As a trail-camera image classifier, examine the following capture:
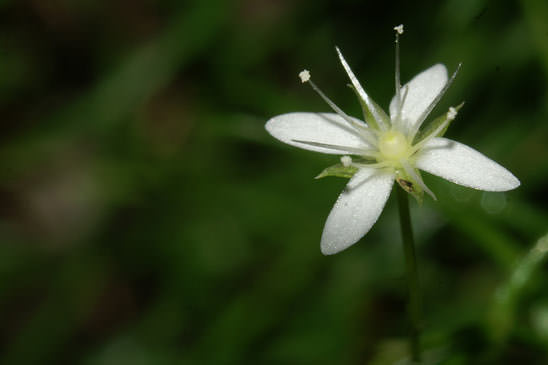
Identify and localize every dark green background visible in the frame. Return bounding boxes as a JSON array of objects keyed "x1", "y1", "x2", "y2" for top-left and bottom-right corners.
[{"x1": 1, "y1": 0, "x2": 547, "y2": 364}]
